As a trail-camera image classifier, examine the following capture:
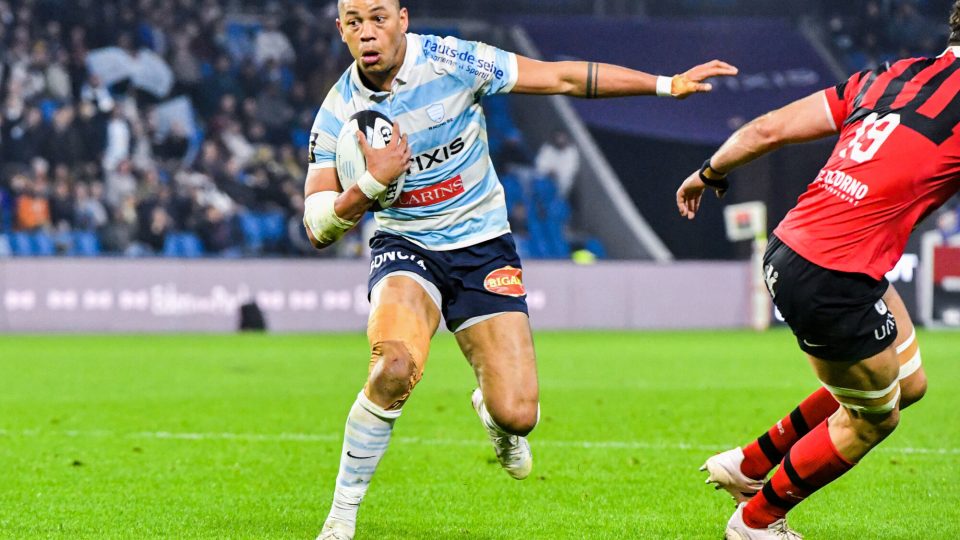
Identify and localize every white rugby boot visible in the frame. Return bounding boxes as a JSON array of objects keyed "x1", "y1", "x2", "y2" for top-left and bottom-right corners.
[
  {"x1": 471, "y1": 388, "x2": 533, "y2": 480},
  {"x1": 317, "y1": 518, "x2": 354, "y2": 540},
  {"x1": 725, "y1": 503, "x2": 803, "y2": 540},
  {"x1": 701, "y1": 447, "x2": 765, "y2": 503}
]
